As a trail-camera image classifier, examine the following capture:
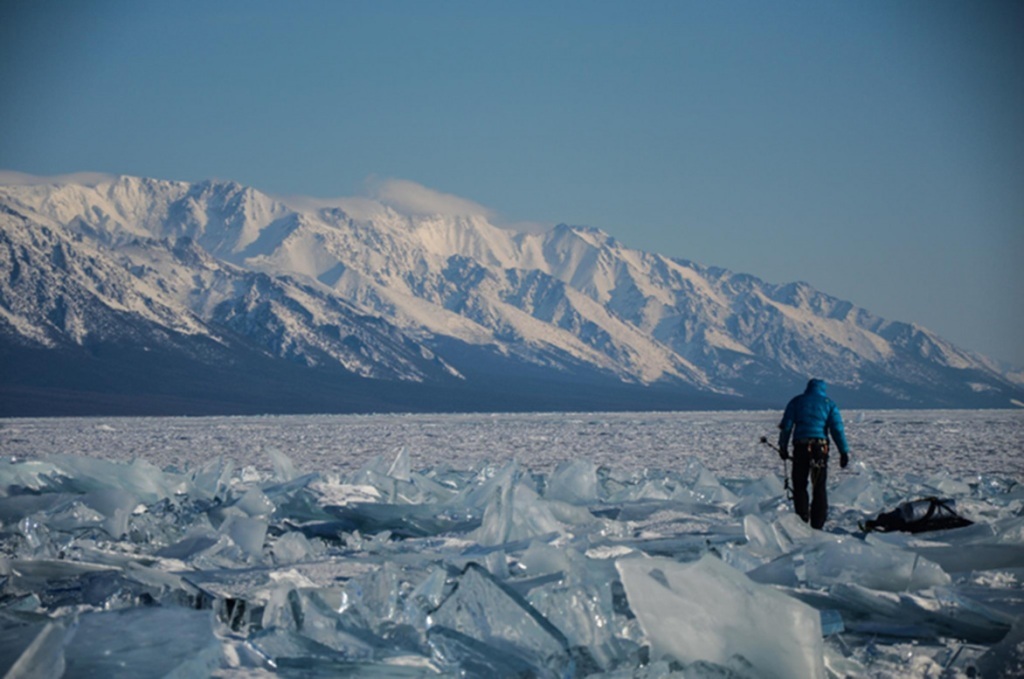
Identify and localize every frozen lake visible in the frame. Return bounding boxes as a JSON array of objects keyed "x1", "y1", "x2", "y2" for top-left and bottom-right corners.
[
  {"x1": 3, "y1": 409, "x2": 1022, "y2": 479},
  {"x1": 1, "y1": 409, "x2": 1022, "y2": 677}
]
